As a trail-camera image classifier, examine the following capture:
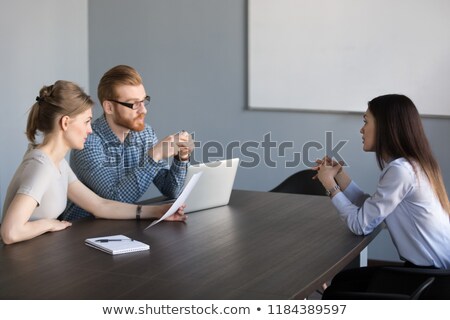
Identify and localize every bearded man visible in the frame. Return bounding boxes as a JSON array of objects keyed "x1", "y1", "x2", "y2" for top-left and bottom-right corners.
[{"x1": 62, "y1": 65, "x2": 192, "y2": 220}]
